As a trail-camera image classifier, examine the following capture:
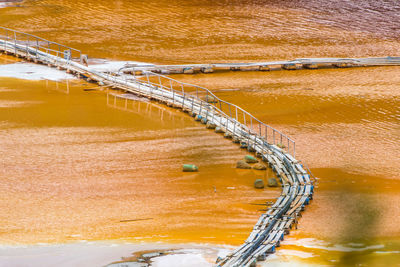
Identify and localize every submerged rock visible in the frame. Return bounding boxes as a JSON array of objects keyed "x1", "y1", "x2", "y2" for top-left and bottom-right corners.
[
  {"x1": 244, "y1": 155, "x2": 258, "y2": 163},
  {"x1": 247, "y1": 146, "x2": 256, "y2": 152},
  {"x1": 240, "y1": 142, "x2": 248, "y2": 148},
  {"x1": 224, "y1": 132, "x2": 232, "y2": 139},
  {"x1": 253, "y1": 163, "x2": 266, "y2": 170},
  {"x1": 183, "y1": 164, "x2": 198, "y2": 172},
  {"x1": 236, "y1": 160, "x2": 251, "y2": 169},
  {"x1": 206, "y1": 121, "x2": 216, "y2": 129},
  {"x1": 254, "y1": 179, "x2": 264, "y2": 189},
  {"x1": 267, "y1": 177, "x2": 279, "y2": 187}
]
